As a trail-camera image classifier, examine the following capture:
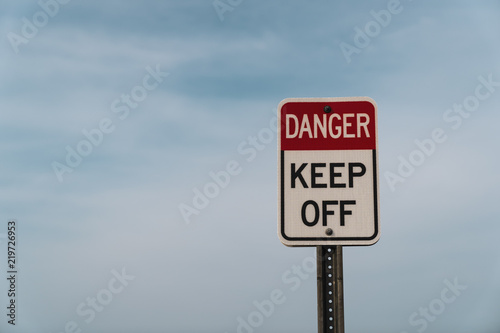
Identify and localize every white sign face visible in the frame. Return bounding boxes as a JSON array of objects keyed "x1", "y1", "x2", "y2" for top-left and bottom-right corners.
[{"x1": 278, "y1": 97, "x2": 380, "y2": 246}]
